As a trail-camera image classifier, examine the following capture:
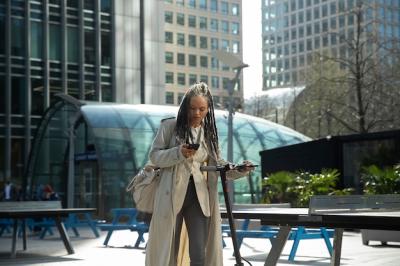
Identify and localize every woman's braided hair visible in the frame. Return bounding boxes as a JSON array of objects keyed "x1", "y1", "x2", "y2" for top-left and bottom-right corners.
[{"x1": 175, "y1": 82, "x2": 219, "y2": 155}]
